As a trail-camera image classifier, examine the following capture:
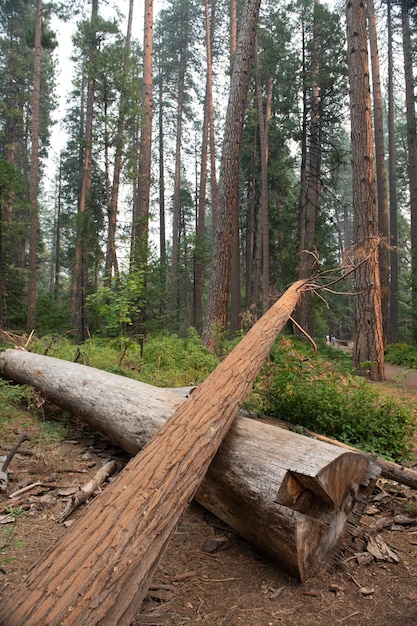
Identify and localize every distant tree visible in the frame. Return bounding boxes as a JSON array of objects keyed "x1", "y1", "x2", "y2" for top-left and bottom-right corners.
[
  {"x1": 203, "y1": 0, "x2": 261, "y2": 351},
  {"x1": 27, "y1": 0, "x2": 42, "y2": 330},
  {"x1": 131, "y1": 0, "x2": 153, "y2": 274},
  {"x1": 367, "y1": 0, "x2": 389, "y2": 344},
  {"x1": 401, "y1": 0, "x2": 417, "y2": 342},
  {"x1": 104, "y1": 0, "x2": 136, "y2": 288},
  {"x1": 71, "y1": 0, "x2": 99, "y2": 342},
  {"x1": 387, "y1": 0, "x2": 399, "y2": 343},
  {"x1": 346, "y1": 0, "x2": 384, "y2": 380}
]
